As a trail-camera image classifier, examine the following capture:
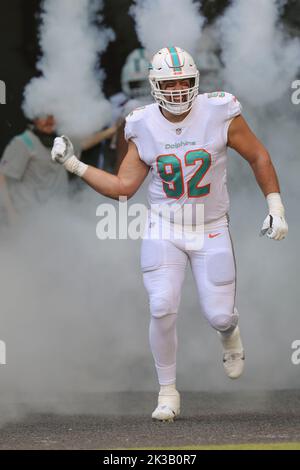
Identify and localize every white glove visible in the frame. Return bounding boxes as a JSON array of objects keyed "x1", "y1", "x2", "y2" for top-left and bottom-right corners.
[
  {"x1": 260, "y1": 193, "x2": 288, "y2": 241},
  {"x1": 260, "y1": 214, "x2": 288, "y2": 240},
  {"x1": 51, "y1": 135, "x2": 88, "y2": 177},
  {"x1": 51, "y1": 135, "x2": 74, "y2": 164}
]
